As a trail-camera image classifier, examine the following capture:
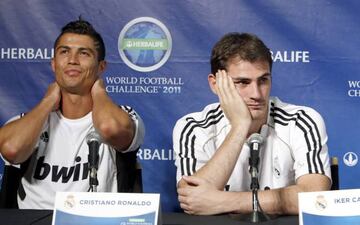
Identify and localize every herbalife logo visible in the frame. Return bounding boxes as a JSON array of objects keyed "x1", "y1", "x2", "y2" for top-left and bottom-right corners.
[
  {"x1": 343, "y1": 152, "x2": 358, "y2": 167},
  {"x1": 118, "y1": 17, "x2": 172, "y2": 72}
]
